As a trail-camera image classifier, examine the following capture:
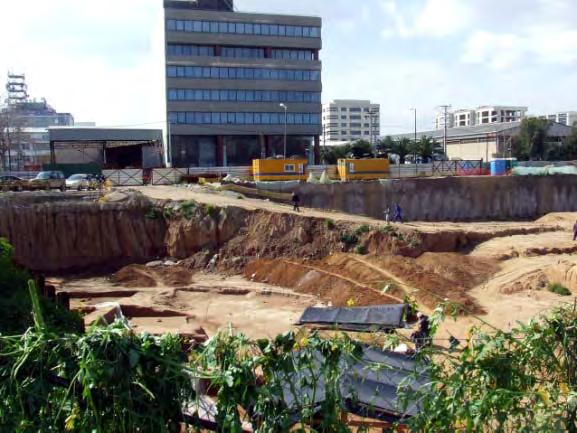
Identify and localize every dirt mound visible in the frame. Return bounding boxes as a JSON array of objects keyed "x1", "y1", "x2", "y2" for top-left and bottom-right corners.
[
  {"x1": 244, "y1": 259, "x2": 398, "y2": 307},
  {"x1": 111, "y1": 265, "x2": 194, "y2": 288},
  {"x1": 245, "y1": 253, "x2": 497, "y2": 314}
]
